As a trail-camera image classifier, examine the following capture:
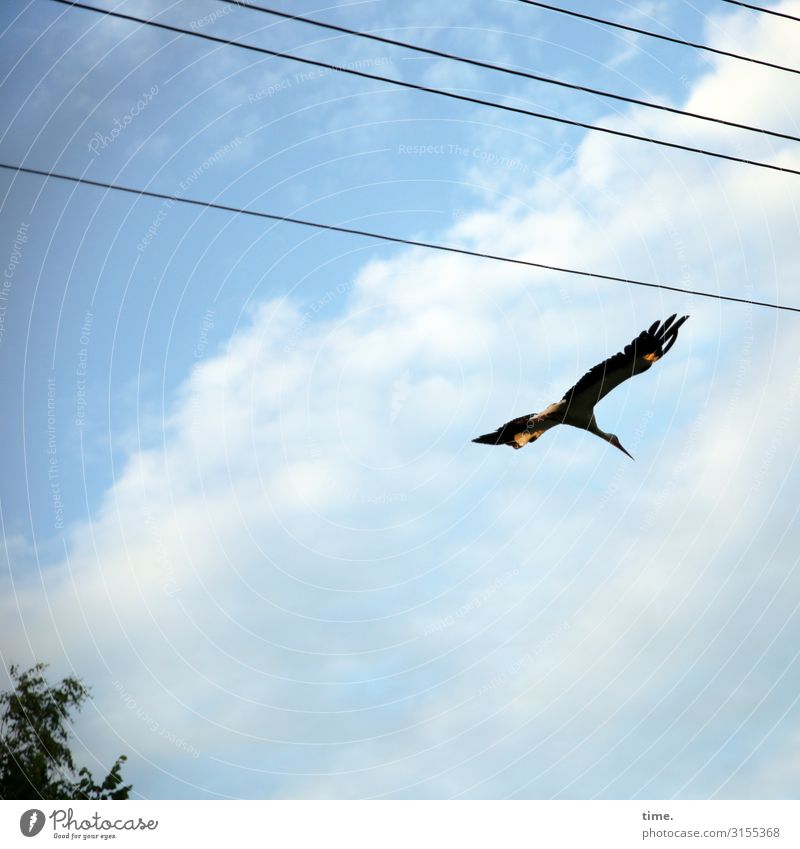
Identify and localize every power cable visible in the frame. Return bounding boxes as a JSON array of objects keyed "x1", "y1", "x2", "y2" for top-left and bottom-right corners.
[
  {"x1": 516, "y1": 0, "x2": 800, "y2": 76},
  {"x1": 213, "y1": 0, "x2": 800, "y2": 144},
  {"x1": 720, "y1": 0, "x2": 800, "y2": 22},
  {"x1": 48, "y1": 0, "x2": 800, "y2": 178},
  {"x1": 2, "y1": 161, "x2": 797, "y2": 313}
]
